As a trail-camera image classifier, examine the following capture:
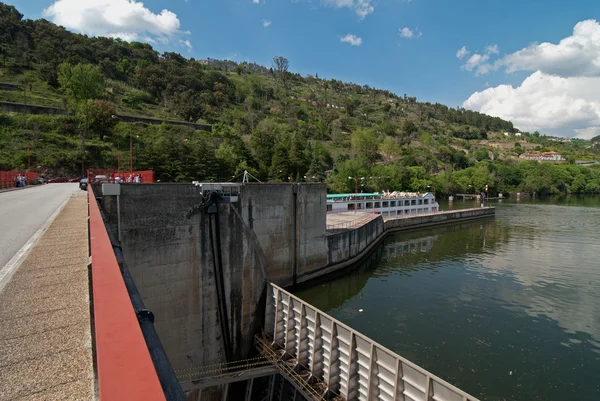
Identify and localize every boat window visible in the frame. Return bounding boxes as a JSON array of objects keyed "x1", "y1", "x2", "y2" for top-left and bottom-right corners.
[
  {"x1": 390, "y1": 201, "x2": 396, "y2": 207},
  {"x1": 411, "y1": 200, "x2": 417, "y2": 205},
  {"x1": 418, "y1": 199, "x2": 423, "y2": 205},
  {"x1": 327, "y1": 205, "x2": 332, "y2": 211},
  {"x1": 347, "y1": 203, "x2": 355, "y2": 211},
  {"x1": 382, "y1": 201, "x2": 389, "y2": 208},
  {"x1": 366, "y1": 202, "x2": 373, "y2": 209},
  {"x1": 404, "y1": 200, "x2": 410, "y2": 206},
  {"x1": 358, "y1": 203, "x2": 364, "y2": 209},
  {"x1": 375, "y1": 202, "x2": 381, "y2": 208},
  {"x1": 424, "y1": 199, "x2": 429, "y2": 205}
]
